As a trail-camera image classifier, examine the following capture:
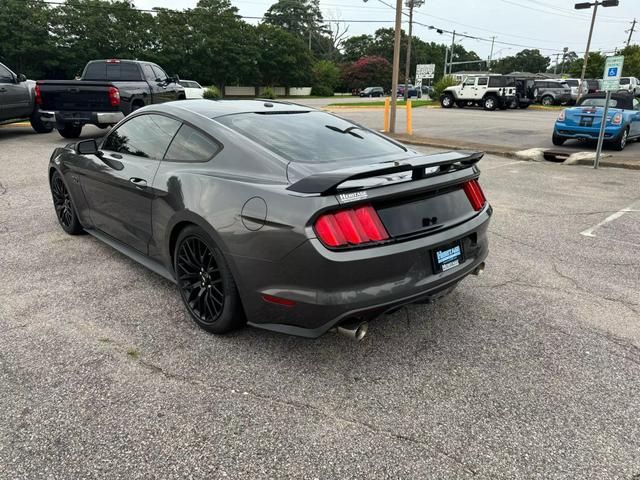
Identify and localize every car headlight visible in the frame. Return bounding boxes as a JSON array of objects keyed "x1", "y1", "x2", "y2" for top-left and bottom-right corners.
[{"x1": 558, "y1": 110, "x2": 566, "y2": 121}]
